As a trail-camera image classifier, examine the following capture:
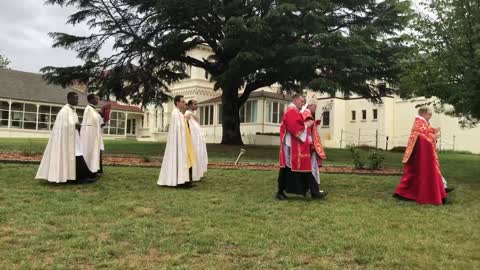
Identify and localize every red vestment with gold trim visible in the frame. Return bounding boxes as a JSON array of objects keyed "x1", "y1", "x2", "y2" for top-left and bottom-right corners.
[
  {"x1": 279, "y1": 106, "x2": 311, "y2": 172},
  {"x1": 394, "y1": 117, "x2": 446, "y2": 205}
]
